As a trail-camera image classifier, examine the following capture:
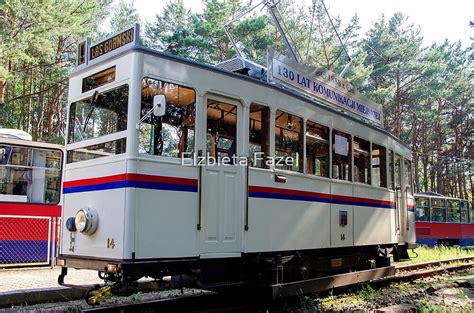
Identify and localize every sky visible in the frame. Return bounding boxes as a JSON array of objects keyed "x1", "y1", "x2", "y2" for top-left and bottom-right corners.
[{"x1": 132, "y1": 0, "x2": 473, "y2": 47}]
